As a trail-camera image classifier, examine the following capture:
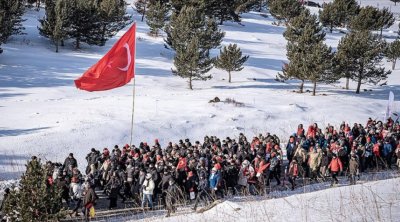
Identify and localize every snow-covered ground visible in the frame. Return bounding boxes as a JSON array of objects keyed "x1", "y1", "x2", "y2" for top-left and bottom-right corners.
[
  {"x1": 134, "y1": 177, "x2": 400, "y2": 222},
  {"x1": 0, "y1": 0, "x2": 400, "y2": 180}
]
